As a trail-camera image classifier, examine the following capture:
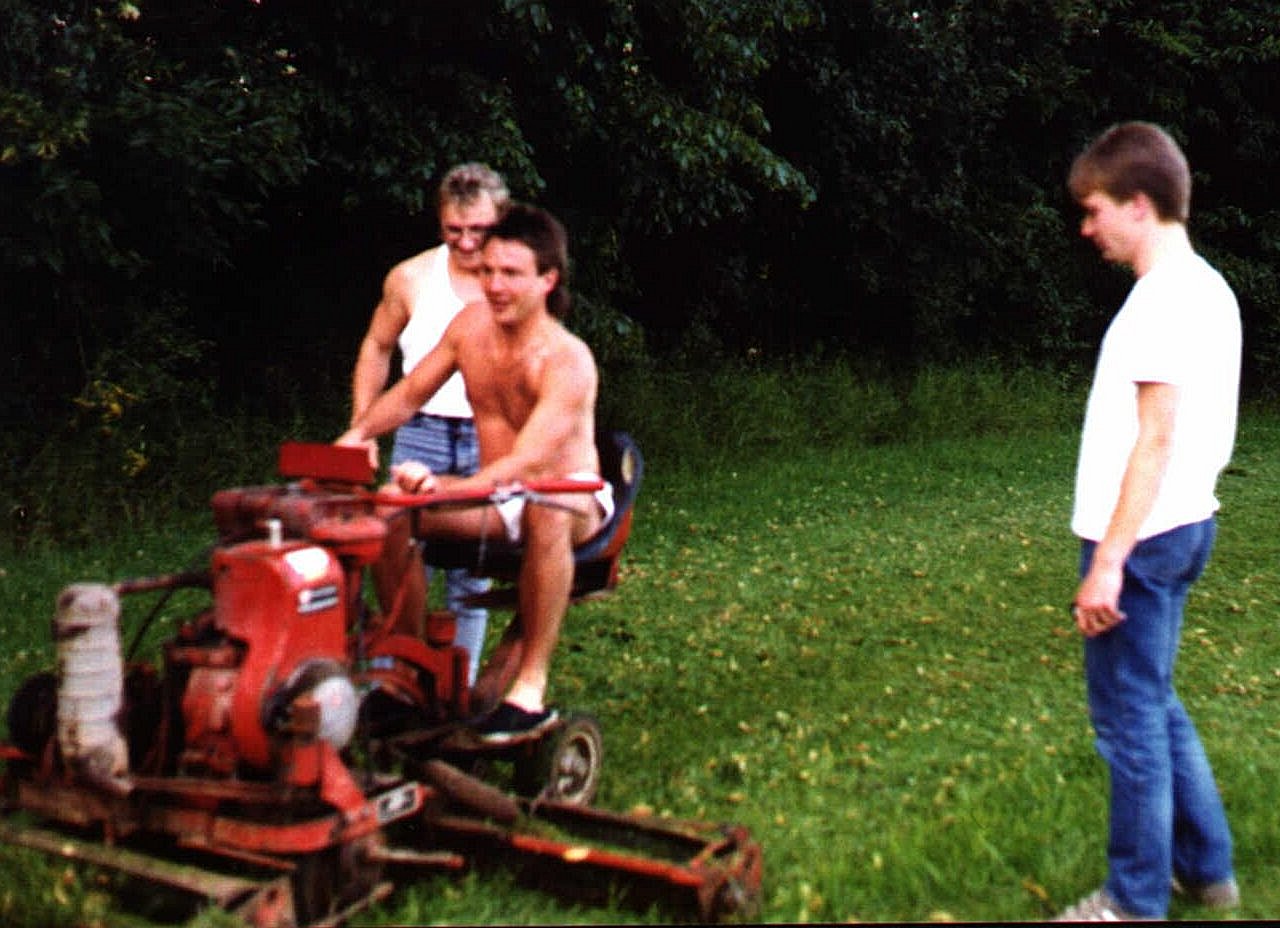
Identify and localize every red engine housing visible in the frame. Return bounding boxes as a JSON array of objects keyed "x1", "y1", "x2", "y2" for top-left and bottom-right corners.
[
  {"x1": 180, "y1": 539, "x2": 347, "y2": 771},
  {"x1": 165, "y1": 484, "x2": 393, "y2": 809}
]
